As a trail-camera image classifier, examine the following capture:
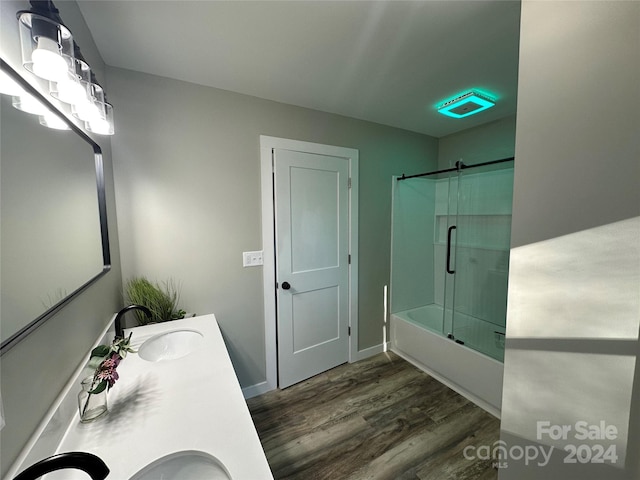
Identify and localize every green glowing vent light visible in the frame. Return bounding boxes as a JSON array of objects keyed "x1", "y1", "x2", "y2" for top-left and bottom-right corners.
[{"x1": 437, "y1": 91, "x2": 495, "y2": 118}]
